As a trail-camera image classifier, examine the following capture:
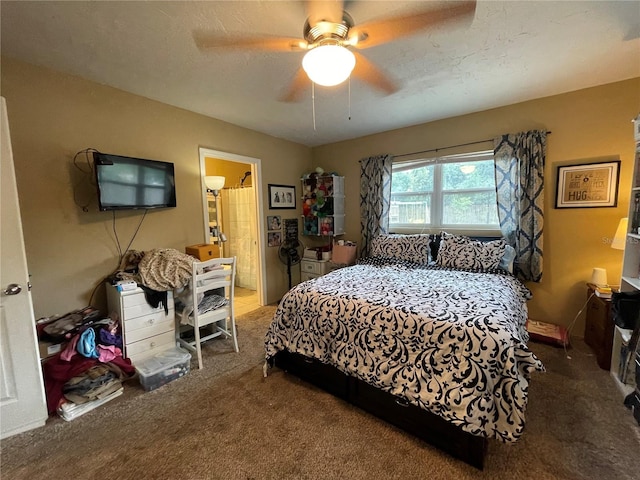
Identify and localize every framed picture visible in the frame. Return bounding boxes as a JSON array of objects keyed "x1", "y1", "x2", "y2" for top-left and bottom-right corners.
[
  {"x1": 267, "y1": 215, "x2": 282, "y2": 231},
  {"x1": 555, "y1": 160, "x2": 620, "y2": 208},
  {"x1": 283, "y1": 218, "x2": 299, "y2": 242},
  {"x1": 267, "y1": 231, "x2": 282, "y2": 247},
  {"x1": 268, "y1": 184, "x2": 296, "y2": 209}
]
